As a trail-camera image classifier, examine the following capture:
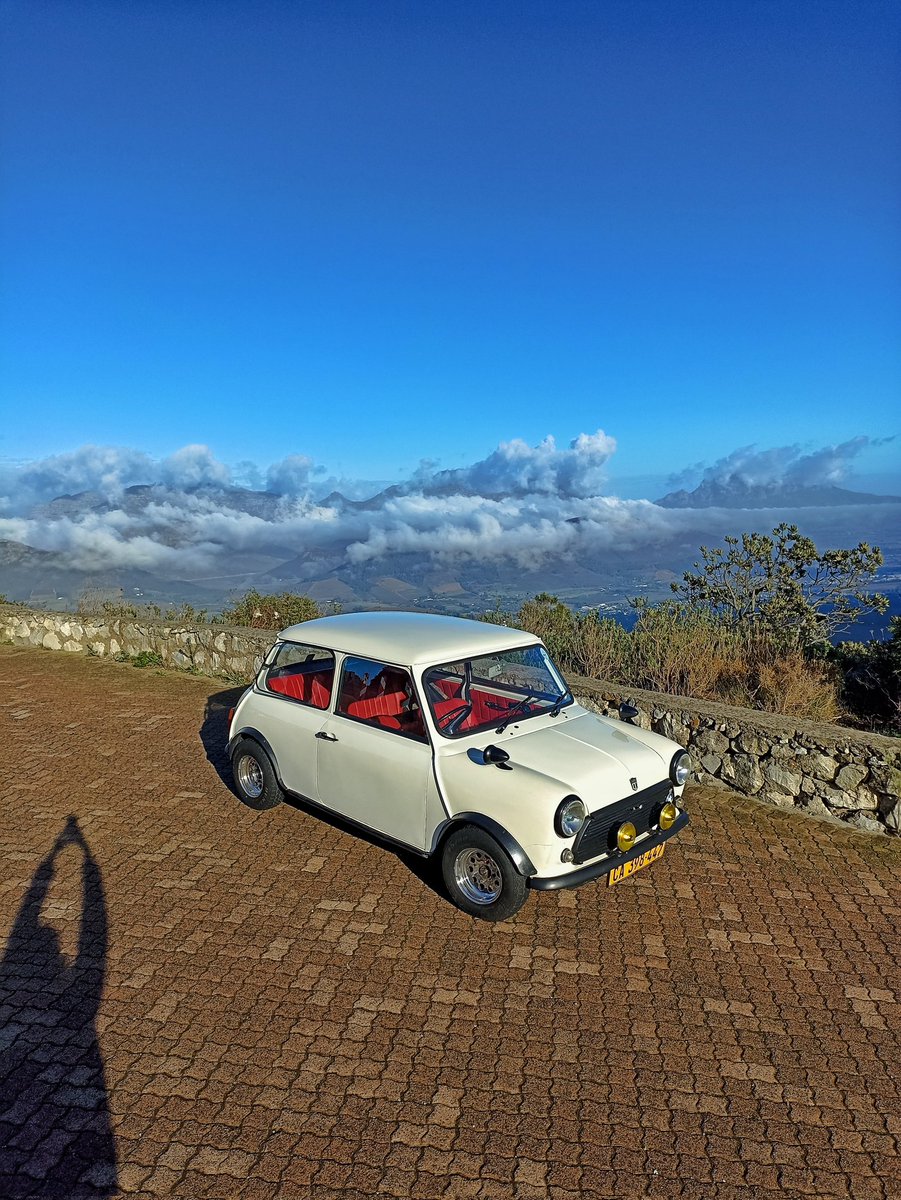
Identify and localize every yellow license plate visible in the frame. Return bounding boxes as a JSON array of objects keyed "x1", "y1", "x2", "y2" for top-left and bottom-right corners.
[{"x1": 608, "y1": 841, "x2": 665, "y2": 886}]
